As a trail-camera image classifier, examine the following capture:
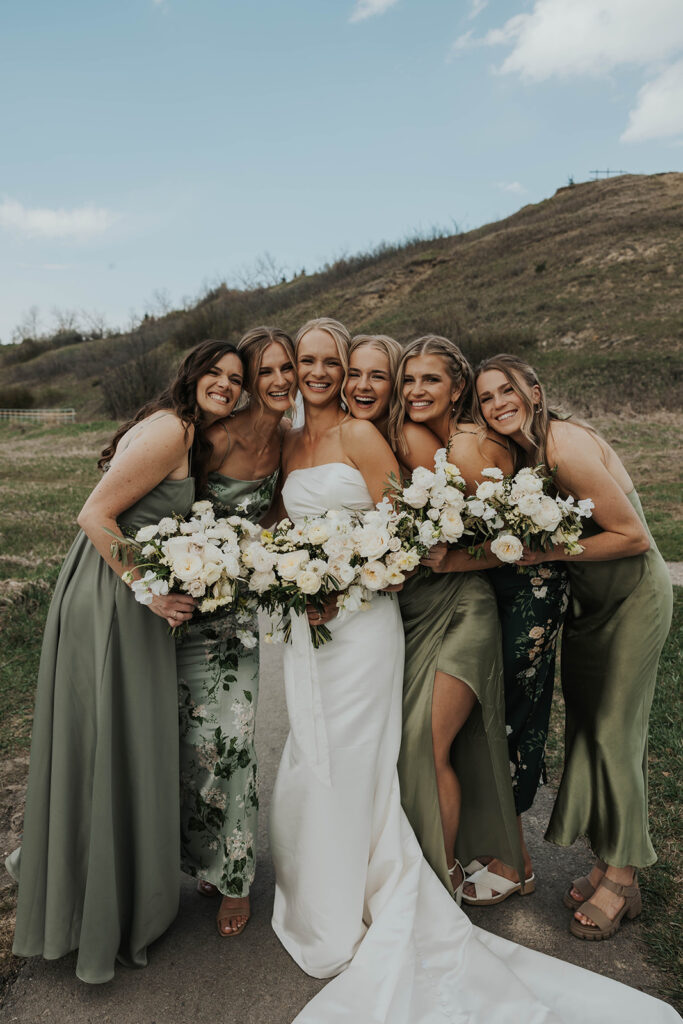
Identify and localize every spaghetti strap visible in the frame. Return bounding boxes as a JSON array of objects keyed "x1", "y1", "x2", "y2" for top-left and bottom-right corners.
[{"x1": 449, "y1": 427, "x2": 508, "y2": 453}]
